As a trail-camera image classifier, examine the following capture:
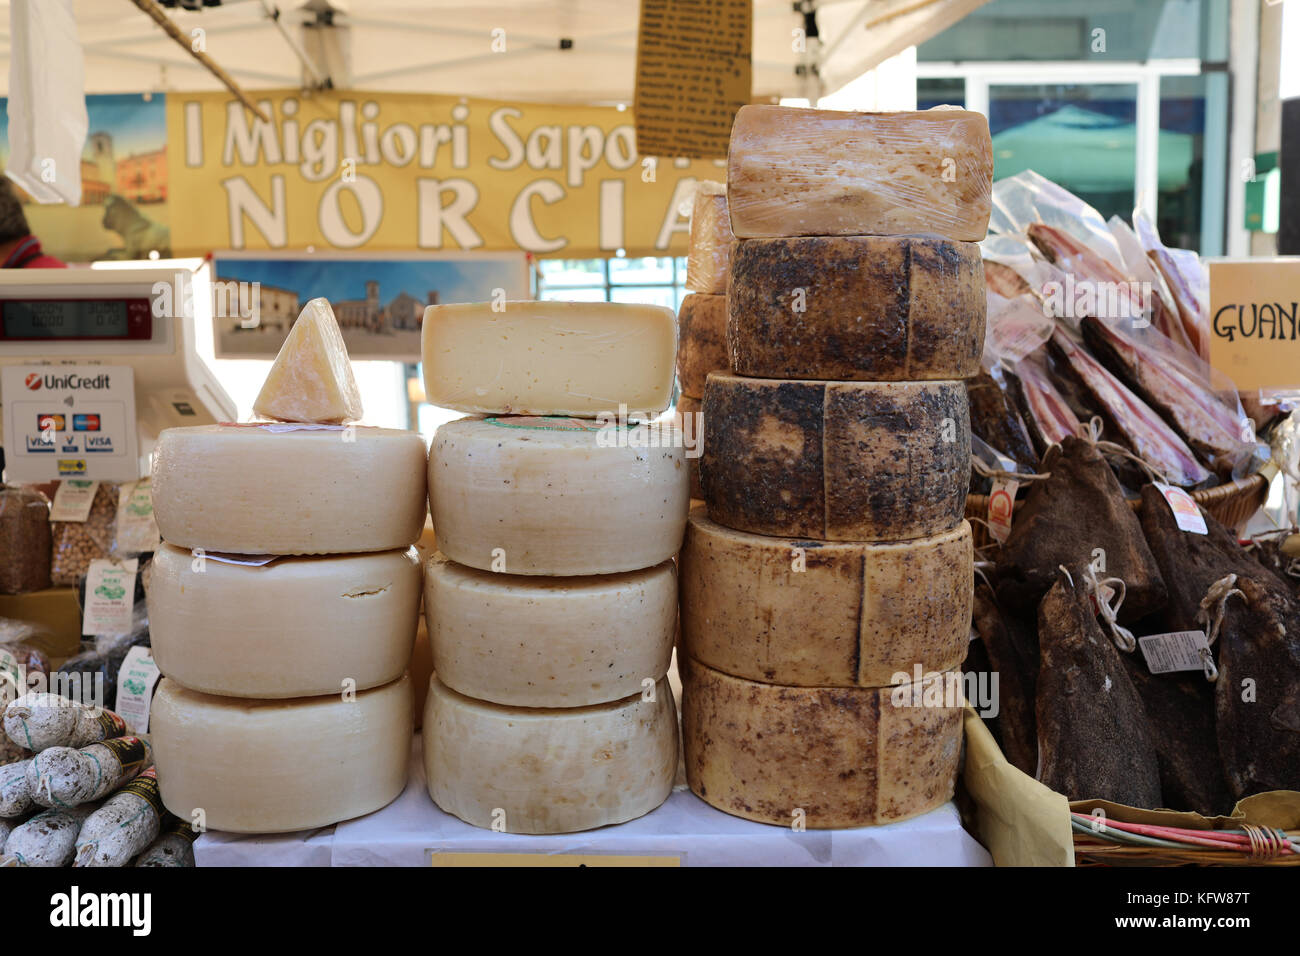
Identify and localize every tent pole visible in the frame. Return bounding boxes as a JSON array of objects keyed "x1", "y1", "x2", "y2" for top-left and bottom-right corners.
[
  {"x1": 258, "y1": 0, "x2": 331, "y2": 90},
  {"x1": 126, "y1": 0, "x2": 270, "y2": 121}
]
